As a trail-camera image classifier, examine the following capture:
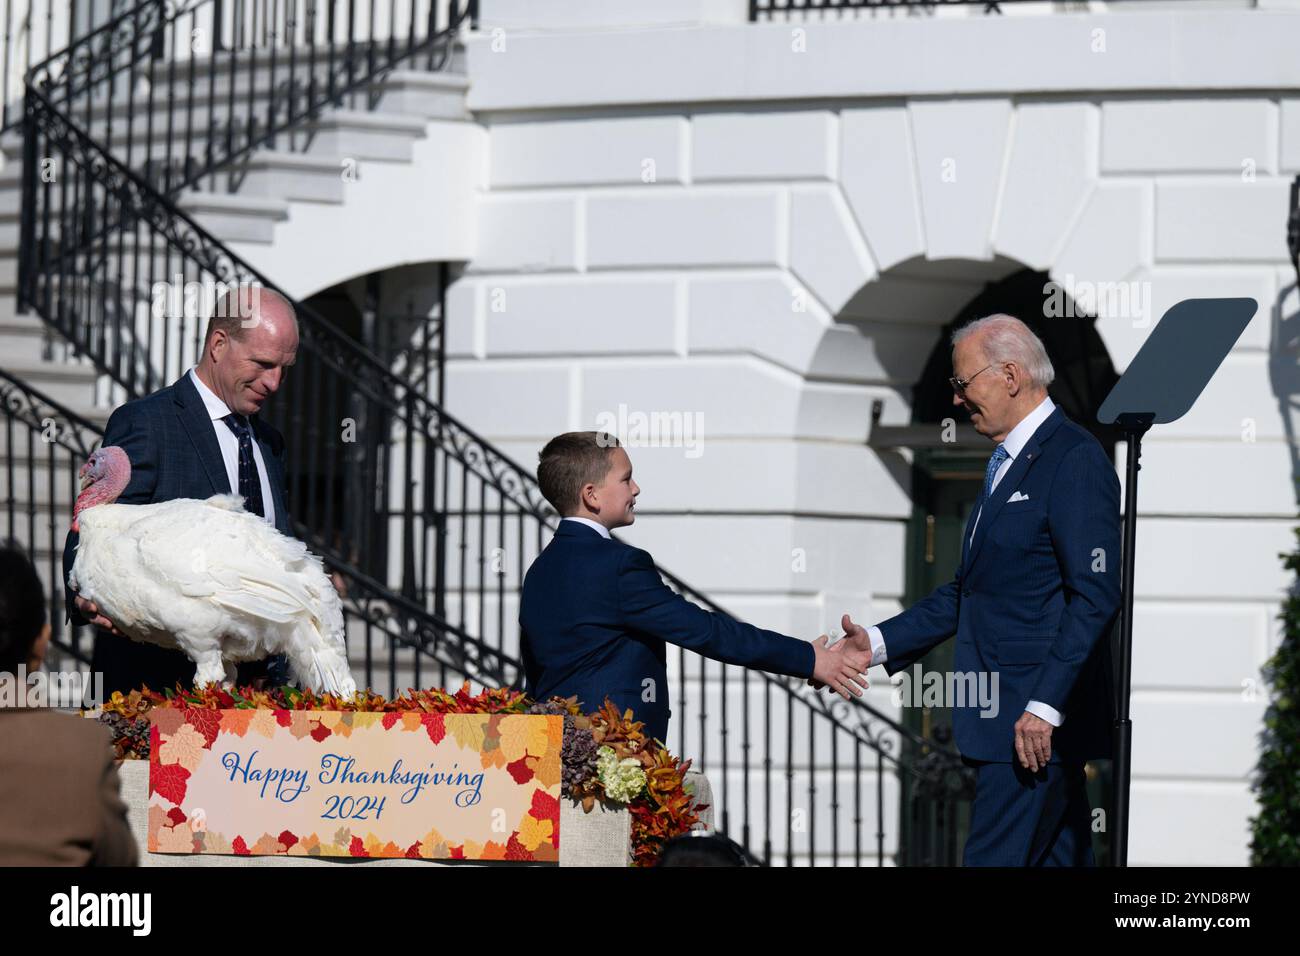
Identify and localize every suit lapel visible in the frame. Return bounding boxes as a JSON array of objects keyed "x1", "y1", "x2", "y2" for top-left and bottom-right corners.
[
  {"x1": 252, "y1": 418, "x2": 289, "y2": 533},
  {"x1": 173, "y1": 373, "x2": 232, "y2": 496},
  {"x1": 965, "y1": 408, "x2": 1065, "y2": 570},
  {"x1": 960, "y1": 500, "x2": 980, "y2": 570}
]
